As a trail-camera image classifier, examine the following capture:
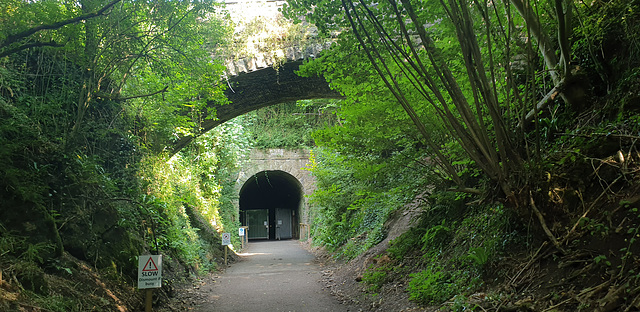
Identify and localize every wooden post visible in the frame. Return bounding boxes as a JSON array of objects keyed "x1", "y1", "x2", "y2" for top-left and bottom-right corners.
[
  {"x1": 299, "y1": 223, "x2": 310, "y2": 241},
  {"x1": 145, "y1": 289, "x2": 153, "y2": 312},
  {"x1": 224, "y1": 245, "x2": 228, "y2": 266}
]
